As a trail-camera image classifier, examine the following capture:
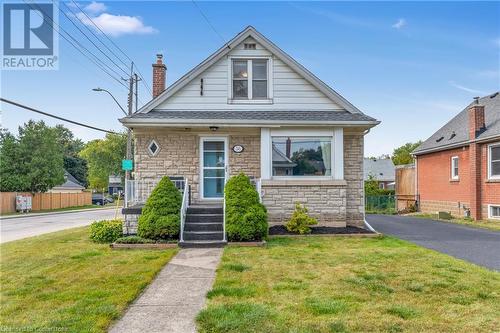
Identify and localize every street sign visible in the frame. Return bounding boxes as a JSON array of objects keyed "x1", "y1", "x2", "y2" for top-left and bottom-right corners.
[{"x1": 122, "y1": 159, "x2": 133, "y2": 171}]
